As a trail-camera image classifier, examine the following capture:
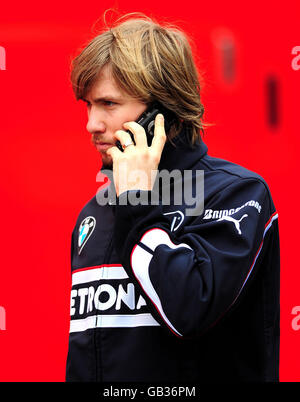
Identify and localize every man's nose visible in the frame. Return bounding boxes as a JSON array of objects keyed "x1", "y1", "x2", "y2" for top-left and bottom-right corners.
[{"x1": 86, "y1": 108, "x2": 106, "y2": 134}]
